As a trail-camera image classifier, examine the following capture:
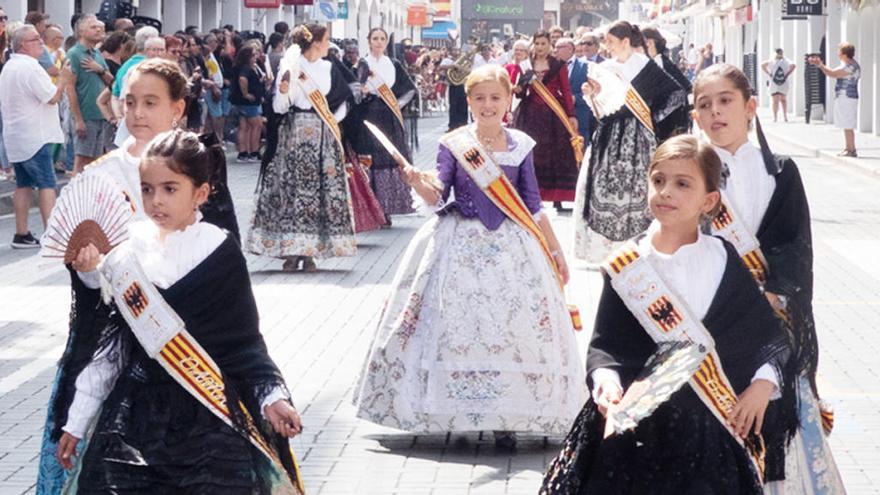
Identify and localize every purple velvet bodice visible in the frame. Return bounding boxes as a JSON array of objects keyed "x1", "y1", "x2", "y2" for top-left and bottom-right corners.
[{"x1": 436, "y1": 128, "x2": 542, "y2": 230}]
